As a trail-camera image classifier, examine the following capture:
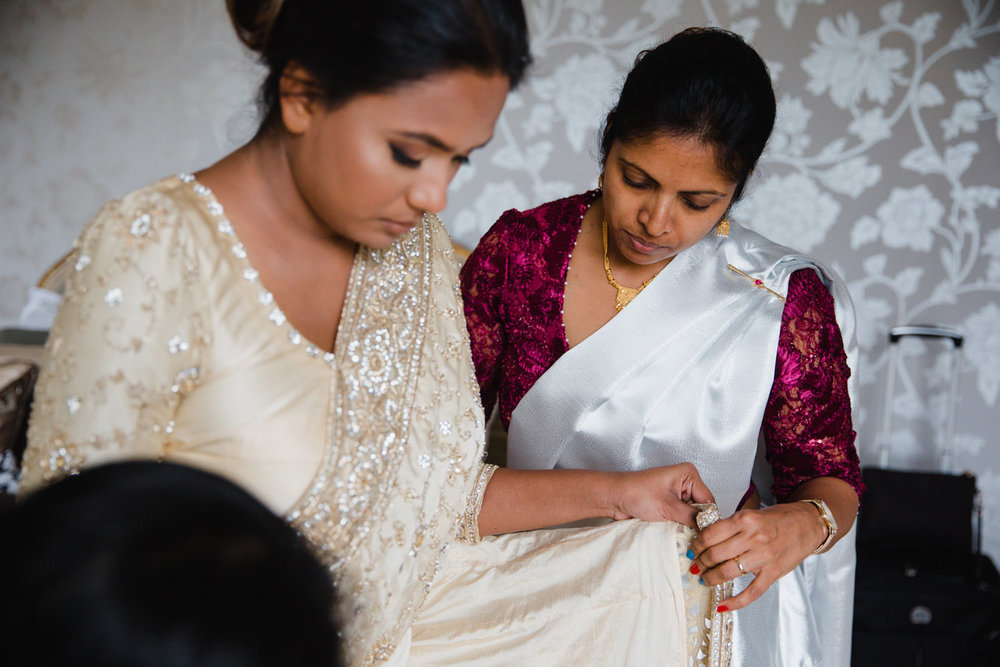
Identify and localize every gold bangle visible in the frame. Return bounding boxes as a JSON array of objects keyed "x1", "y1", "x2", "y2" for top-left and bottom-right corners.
[{"x1": 797, "y1": 499, "x2": 838, "y2": 554}]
